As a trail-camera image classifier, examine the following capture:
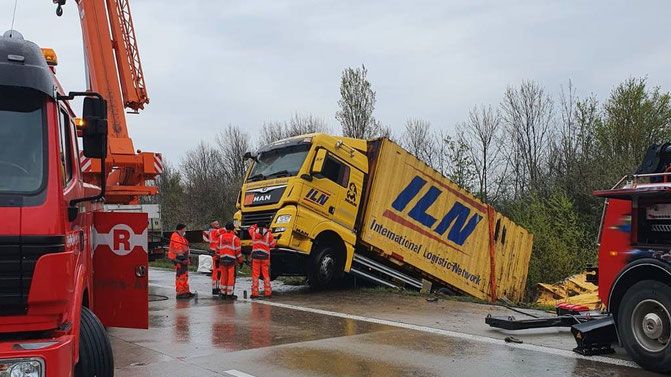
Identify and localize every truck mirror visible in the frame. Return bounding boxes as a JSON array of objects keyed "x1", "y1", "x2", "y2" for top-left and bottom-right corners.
[
  {"x1": 243, "y1": 151, "x2": 258, "y2": 162},
  {"x1": 81, "y1": 97, "x2": 108, "y2": 159},
  {"x1": 311, "y1": 148, "x2": 327, "y2": 175}
]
